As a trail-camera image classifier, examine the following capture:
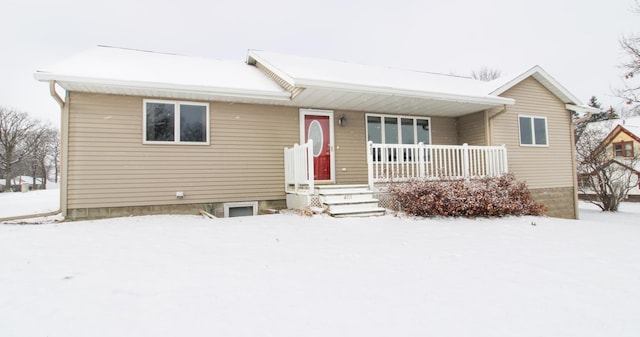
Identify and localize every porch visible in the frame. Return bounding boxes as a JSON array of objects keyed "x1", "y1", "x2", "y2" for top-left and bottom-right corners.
[
  {"x1": 285, "y1": 140, "x2": 508, "y2": 192},
  {"x1": 284, "y1": 140, "x2": 509, "y2": 215}
]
